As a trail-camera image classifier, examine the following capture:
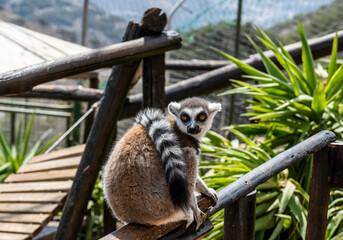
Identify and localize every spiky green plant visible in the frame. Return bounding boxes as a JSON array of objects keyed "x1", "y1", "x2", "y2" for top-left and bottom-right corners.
[
  {"x1": 201, "y1": 22, "x2": 343, "y2": 239},
  {"x1": 0, "y1": 114, "x2": 59, "y2": 182}
]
